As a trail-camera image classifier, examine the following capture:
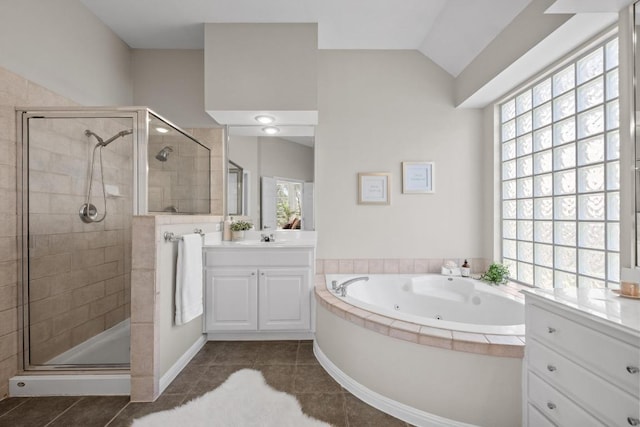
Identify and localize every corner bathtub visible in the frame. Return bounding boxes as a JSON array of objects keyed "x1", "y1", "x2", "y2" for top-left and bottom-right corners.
[
  {"x1": 325, "y1": 274, "x2": 525, "y2": 335},
  {"x1": 314, "y1": 274, "x2": 525, "y2": 427}
]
